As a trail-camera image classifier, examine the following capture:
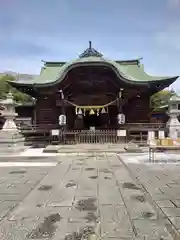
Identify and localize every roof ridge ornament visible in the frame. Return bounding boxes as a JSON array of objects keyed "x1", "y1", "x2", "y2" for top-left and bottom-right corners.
[
  {"x1": 79, "y1": 41, "x2": 103, "y2": 58},
  {"x1": 89, "y1": 41, "x2": 92, "y2": 49}
]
